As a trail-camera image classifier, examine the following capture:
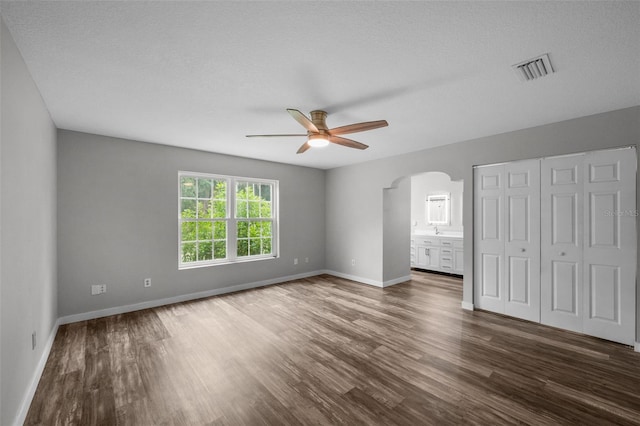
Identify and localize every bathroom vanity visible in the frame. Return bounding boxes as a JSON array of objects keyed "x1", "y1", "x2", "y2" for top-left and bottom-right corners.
[{"x1": 410, "y1": 232, "x2": 463, "y2": 275}]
